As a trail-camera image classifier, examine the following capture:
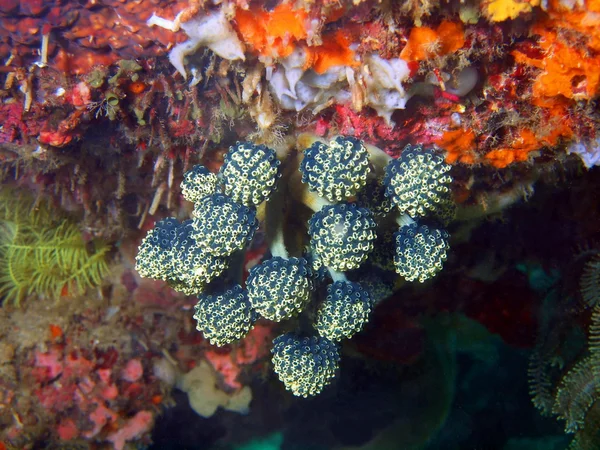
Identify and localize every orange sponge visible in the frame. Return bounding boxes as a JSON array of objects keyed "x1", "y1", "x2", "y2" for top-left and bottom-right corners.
[
  {"x1": 235, "y1": 4, "x2": 308, "y2": 59},
  {"x1": 435, "y1": 128, "x2": 478, "y2": 165},
  {"x1": 400, "y1": 21, "x2": 465, "y2": 62},
  {"x1": 305, "y1": 31, "x2": 358, "y2": 74}
]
